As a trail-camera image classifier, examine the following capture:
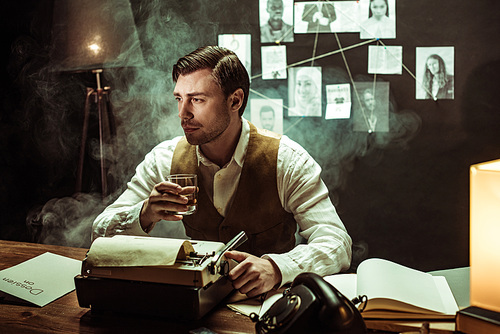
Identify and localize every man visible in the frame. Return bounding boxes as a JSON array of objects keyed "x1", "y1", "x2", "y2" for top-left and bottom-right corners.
[
  {"x1": 260, "y1": 0, "x2": 294, "y2": 43},
  {"x1": 259, "y1": 105, "x2": 275, "y2": 131},
  {"x1": 93, "y1": 46, "x2": 351, "y2": 297},
  {"x1": 361, "y1": 88, "x2": 377, "y2": 132}
]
